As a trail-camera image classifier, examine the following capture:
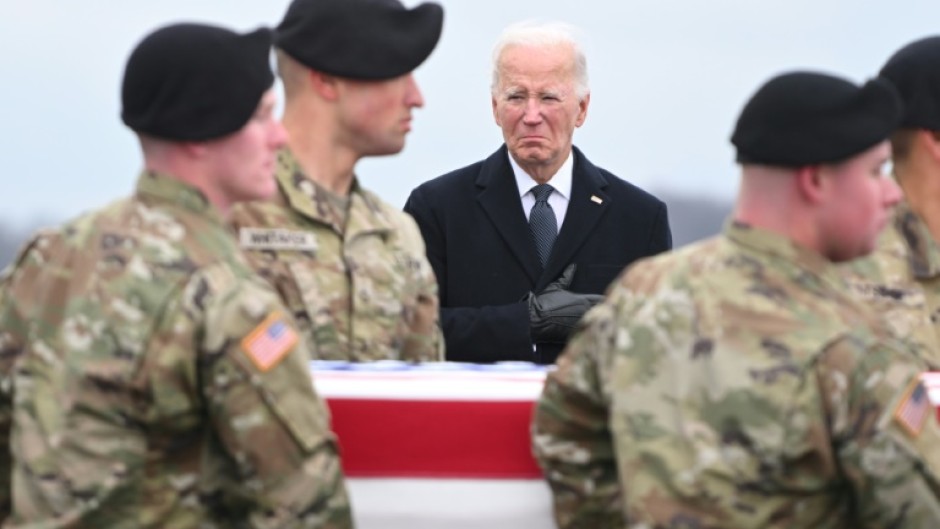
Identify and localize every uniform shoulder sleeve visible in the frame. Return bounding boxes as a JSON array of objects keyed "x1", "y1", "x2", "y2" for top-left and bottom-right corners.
[
  {"x1": 533, "y1": 249, "x2": 712, "y2": 528},
  {"x1": 165, "y1": 262, "x2": 354, "y2": 527},
  {"x1": 533, "y1": 284, "x2": 630, "y2": 528},
  {"x1": 0, "y1": 229, "x2": 60, "y2": 522},
  {"x1": 818, "y1": 332, "x2": 940, "y2": 526},
  {"x1": 366, "y1": 195, "x2": 444, "y2": 362},
  {"x1": 394, "y1": 209, "x2": 444, "y2": 361},
  {"x1": 392, "y1": 207, "x2": 428, "y2": 254}
]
